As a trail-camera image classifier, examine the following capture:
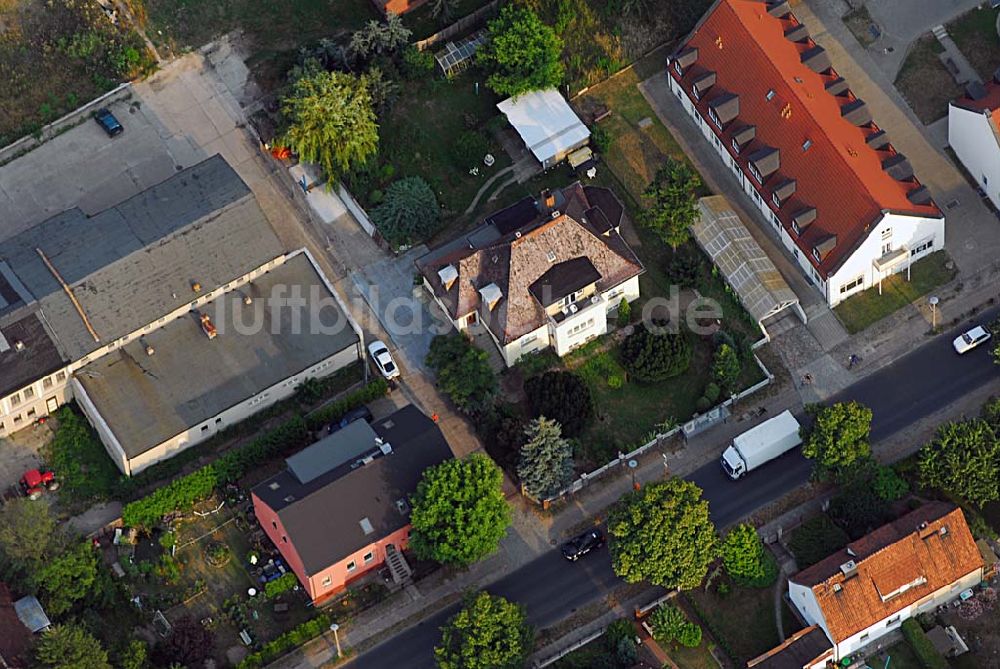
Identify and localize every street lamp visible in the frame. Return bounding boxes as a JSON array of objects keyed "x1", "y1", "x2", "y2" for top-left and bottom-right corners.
[
  {"x1": 929, "y1": 296, "x2": 939, "y2": 331},
  {"x1": 628, "y1": 459, "x2": 639, "y2": 490},
  {"x1": 329, "y1": 623, "x2": 342, "y2": 658}
]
